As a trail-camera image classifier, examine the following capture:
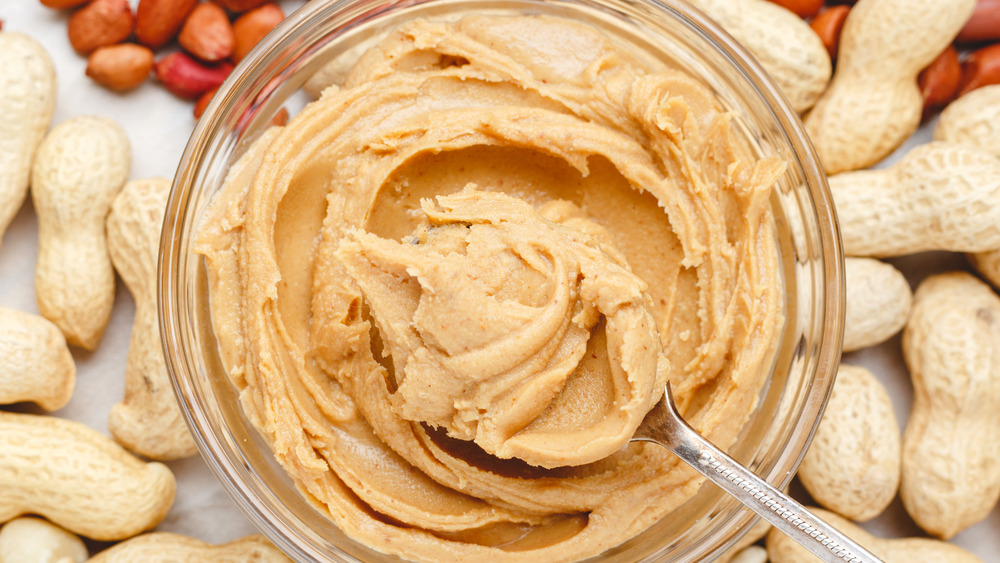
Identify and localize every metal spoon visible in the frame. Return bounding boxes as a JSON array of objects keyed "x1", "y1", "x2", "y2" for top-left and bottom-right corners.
[{"x1": 631, "y1": 384, "x2": 884, "y2": 563}]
